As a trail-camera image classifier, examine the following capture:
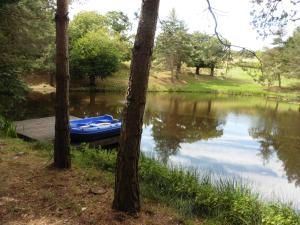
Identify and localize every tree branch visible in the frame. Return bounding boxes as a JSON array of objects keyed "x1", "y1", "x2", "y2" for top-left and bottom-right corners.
[{"x1": 206, "y1": 0, "x2": 264, "y2": 76}]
